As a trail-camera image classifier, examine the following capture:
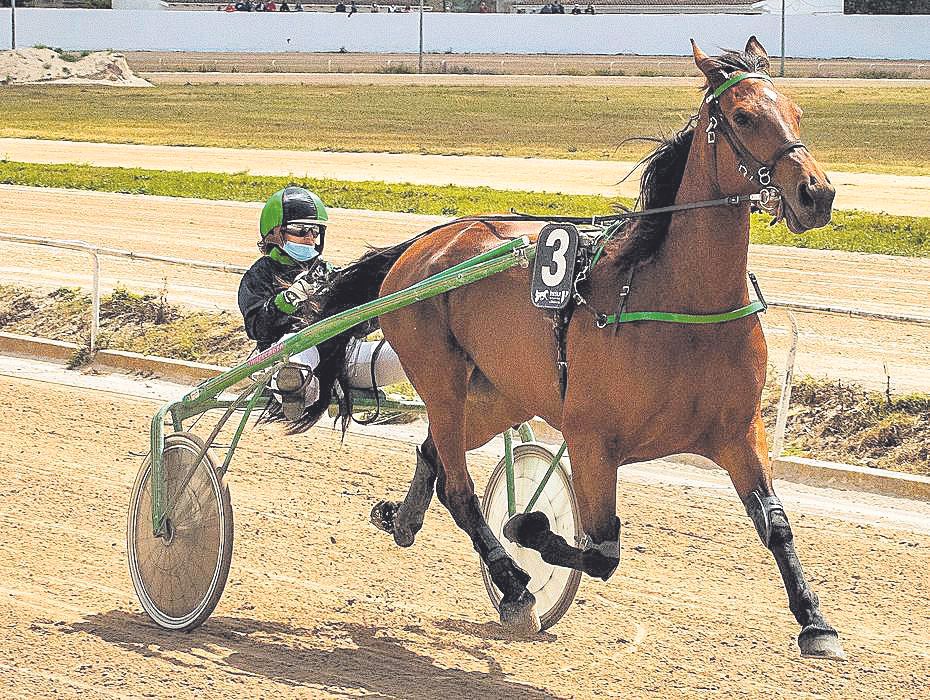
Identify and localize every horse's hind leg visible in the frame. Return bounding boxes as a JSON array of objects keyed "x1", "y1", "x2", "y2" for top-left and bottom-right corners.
[
  {"x1": 378, "y1": 338, "x2": 538, "y2": 632},
  {"x1": 370, "y1": 434, "x2": 438, "y2": 547},
  {"x1": 710, "y1": 418, "x2": 845, "y2": 660}
]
